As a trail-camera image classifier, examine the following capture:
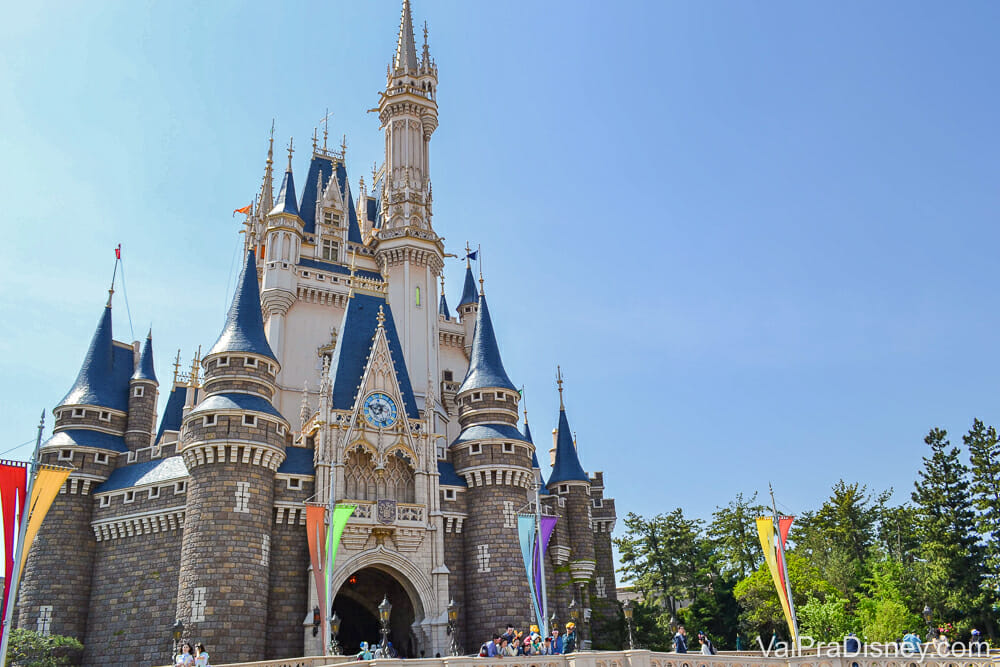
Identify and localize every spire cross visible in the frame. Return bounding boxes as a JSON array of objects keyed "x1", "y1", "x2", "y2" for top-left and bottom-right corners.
[
  {"x1": 556, "y1": 366, "x2": 564, "y2": 409},
  {"x1": 286, "y1": 137, "x2": 294, "y2": 171}
]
